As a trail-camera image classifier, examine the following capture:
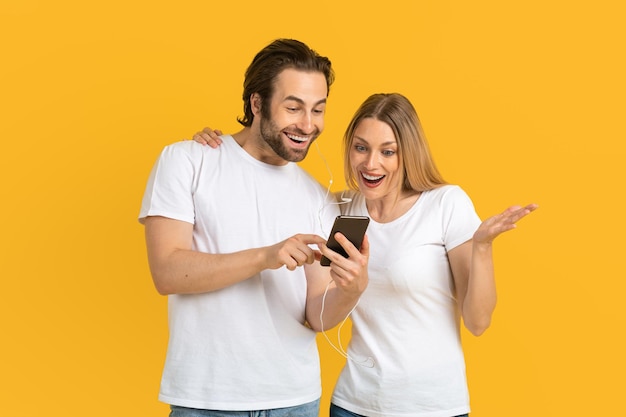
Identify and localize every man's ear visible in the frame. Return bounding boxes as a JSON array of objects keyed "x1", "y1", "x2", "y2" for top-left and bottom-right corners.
[{"x1": 251, "y1": 93, "x2": 262, "y2": 116}]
